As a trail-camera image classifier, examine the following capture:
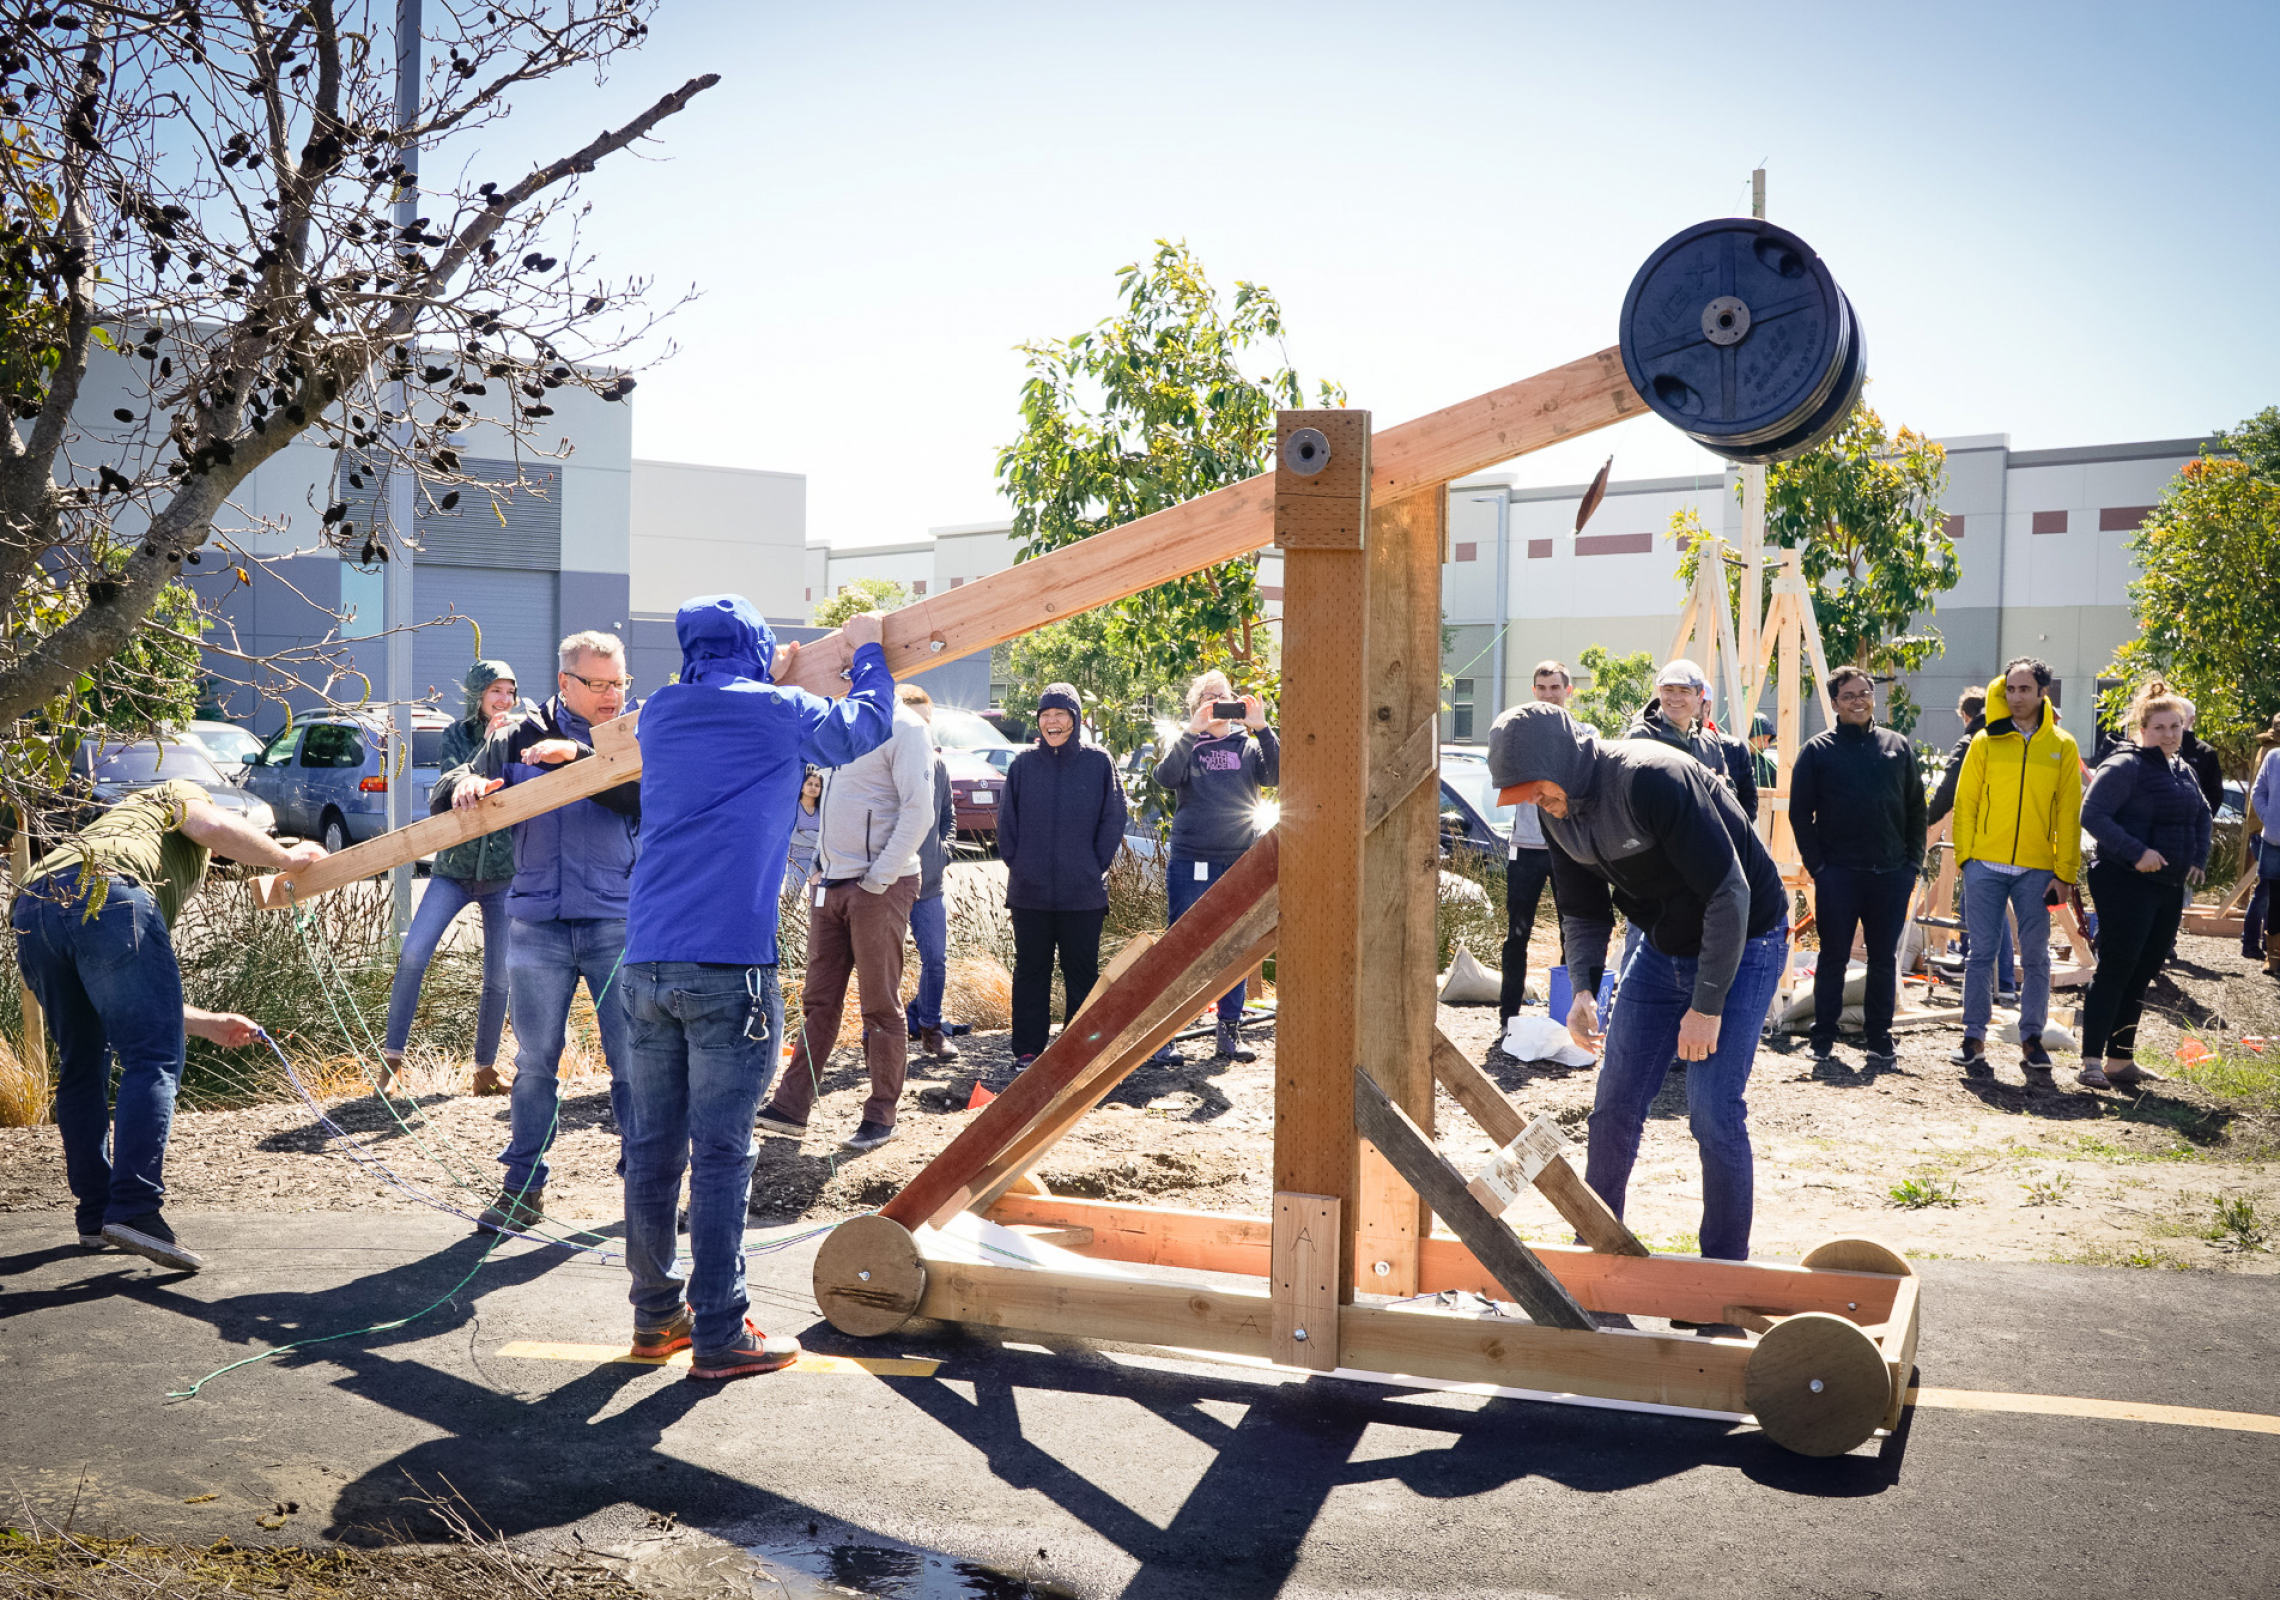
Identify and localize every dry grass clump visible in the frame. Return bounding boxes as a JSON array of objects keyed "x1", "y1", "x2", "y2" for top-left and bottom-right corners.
[
  {"x1": 0, "y1": 1483, "x2": 646, "y2": 1600},
  {"x1": 945, "y1": 953, "x2": 1014, "y2": 1030},
  {"x1": 0, "y1": 1034, "x2": 46, "y2": 1128}
]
